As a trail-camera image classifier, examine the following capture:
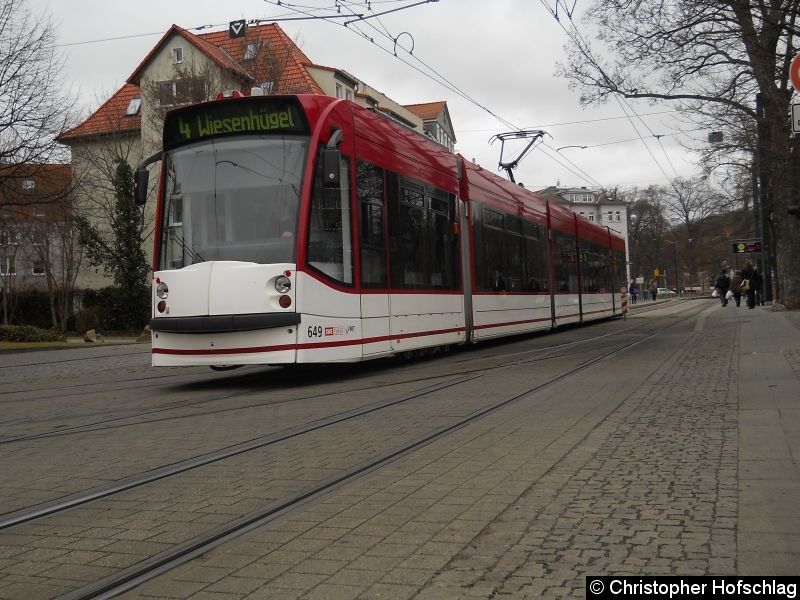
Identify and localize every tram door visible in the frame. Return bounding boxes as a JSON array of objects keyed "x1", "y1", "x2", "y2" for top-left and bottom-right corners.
[{"x1": 356, "y1": 160, "x2": 392, "y2": 357}]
